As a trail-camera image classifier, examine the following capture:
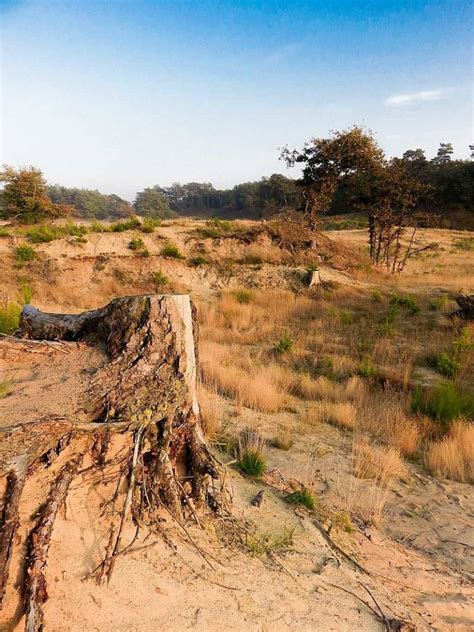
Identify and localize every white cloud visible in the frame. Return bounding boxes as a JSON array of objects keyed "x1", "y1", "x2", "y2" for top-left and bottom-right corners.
[{"x1": 384, "y1": 89, "x2": 449, "y2": 107}]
